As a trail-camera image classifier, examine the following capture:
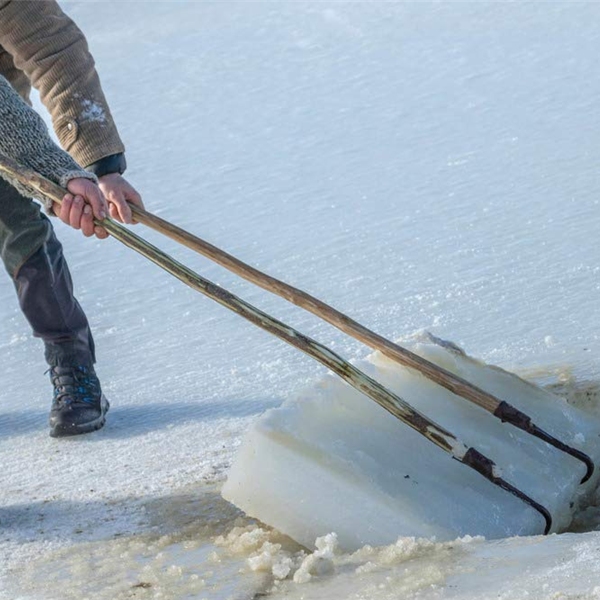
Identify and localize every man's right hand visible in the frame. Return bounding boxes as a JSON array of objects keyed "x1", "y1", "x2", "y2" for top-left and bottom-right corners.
[{"x1": 53, "y1": 177, "x2": 110, "y2": 239}]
